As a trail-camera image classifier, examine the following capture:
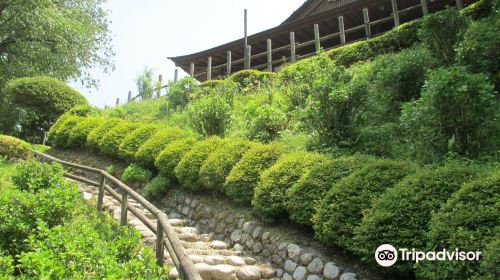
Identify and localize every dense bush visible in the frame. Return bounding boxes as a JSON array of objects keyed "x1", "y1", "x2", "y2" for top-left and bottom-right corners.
[
  {"x1": 285, "y1": 155, "x2": 371, "y2": 226},
  {"x1": 118, "y1": 125, "x2": 160, "y2": 161},
  {"x1": 143, "y1": 175, "x2": 172, "y2": 200},
  {"x1": 53, "y1": 115, "x2": 83, "y2": 148},
  {"x1": 199, "y1": 139, "x2": 255, "y2": 192},
  {"x1": 155, "y1": 137, "x2": 198, "y2": 179},
  {"x1": 175, "y1": 136, "x2": 224, "y2": 191},
  {"x1": 401, "y1": 66, "x2": 498, "y2": 161},
  {"x1": 312, "y1": 159, "x2": 415, "y2": 250},
  {"x1": 12, "y1": 160, "x2": 66, "y2": 193},
  {"x1": 228, "y1": 69, "x2": 273, "y2": 89},
  {"x1": 166, "y1": 77, "x2": 198, "y2": 110},
  {"x1": 0, "y1": 135, "x2": 32, "y2": 159},
  {"x1": 99, "y1": 122, "x2": 139, "y2": 157},
  {"x1": 461, "y1": 0, "x2": 494, "y2": 20},
  {"x1": 87, "y1": 118, "x2": 124, "y2": 150},
  {"x1": 187, "y1": 93, "x2": 231, "y2": 136},
  {"x1": 66, "y1": 116, "x2": 102, "y2": 148},
  {"x1": 47, "y1": 113, "x2": 71, "y2": 142},
  {"x1": 243, "y1": 101, "x2": 287, "y2": 143},
  {"x1": 199, "y1": 80, "x2": 224, "y2": 89},
  {"x1": 121, "y1": 163, "x2": 153, "y2": 185},
  {"x1": 135, "y1": 127, "x2": 191, "y2": 168},
  {"x1": 225, "y1": 143, "x2": 285, "y2": 205},
  {"x1": 253, "y1": 151, "x2": 324, "y2": 220},
  {"x1": 353, "y1": 161, "x2": 482, "y2": 273},
  {"x1": 415, "y1": 170, "x2": 499, "y2": 280}
]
